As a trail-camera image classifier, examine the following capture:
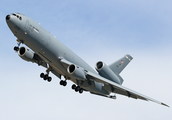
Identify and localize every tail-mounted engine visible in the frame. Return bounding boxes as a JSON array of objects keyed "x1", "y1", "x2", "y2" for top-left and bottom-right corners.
[
  {"x1": 95, "y1": 61, "x2": 123, "y2": 85},
  {"x1": 67, "y1": 64, "x2": 86, "y2": 80}
]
